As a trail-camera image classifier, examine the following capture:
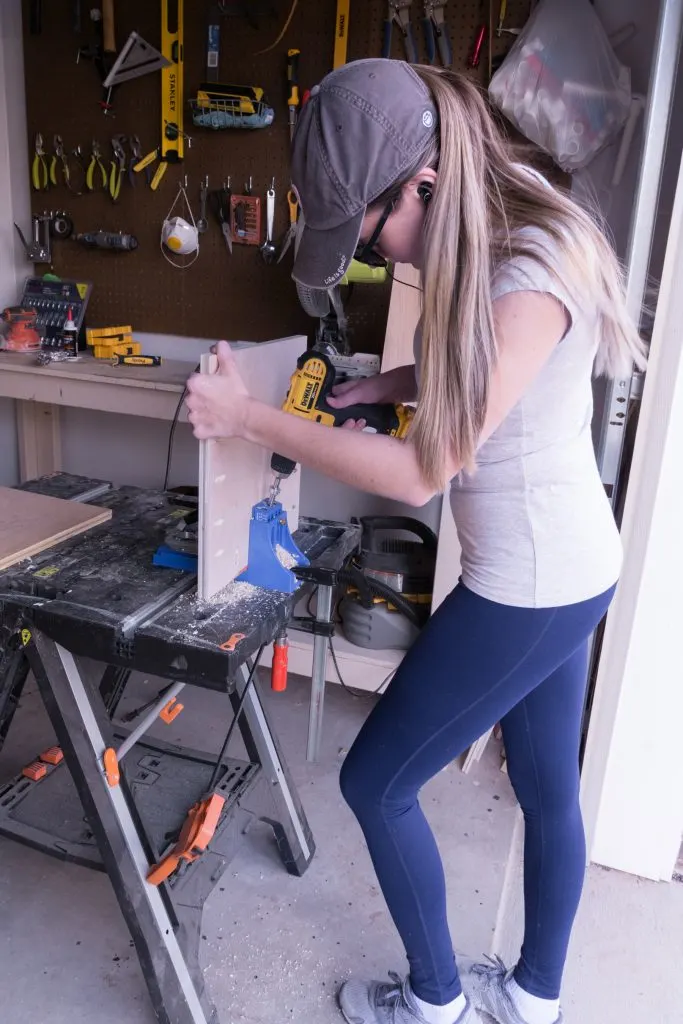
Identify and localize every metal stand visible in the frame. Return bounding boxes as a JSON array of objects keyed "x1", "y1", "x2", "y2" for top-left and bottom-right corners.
[
  {"x1": 0, "y1": 625, "x2": 314, "y2": 1024},
  {"x1": 307, "y1": 584, "x2": 334, "y2": 763}
]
